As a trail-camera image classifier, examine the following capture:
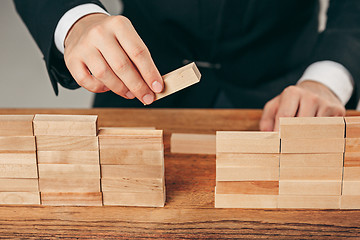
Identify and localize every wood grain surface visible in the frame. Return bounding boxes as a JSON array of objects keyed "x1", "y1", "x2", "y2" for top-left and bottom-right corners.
[{"x1": 0, "y1": 108, "x2": 359, "y2": 239}]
